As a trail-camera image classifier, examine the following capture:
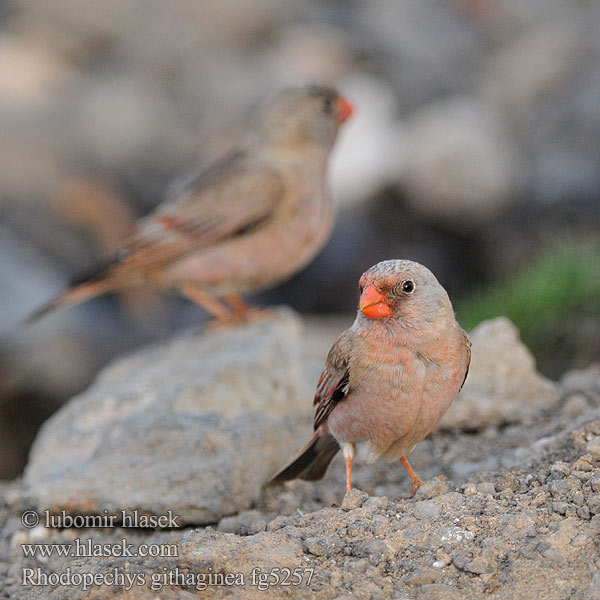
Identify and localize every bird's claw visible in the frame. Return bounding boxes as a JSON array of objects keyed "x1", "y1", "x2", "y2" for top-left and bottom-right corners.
[{"x1": 410, "y1": 477, "x2": 425, "y2": 496}]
